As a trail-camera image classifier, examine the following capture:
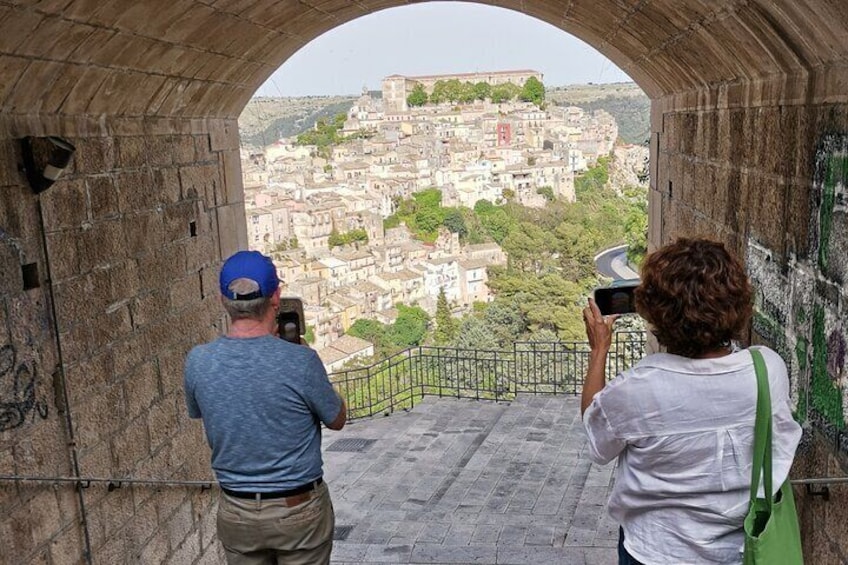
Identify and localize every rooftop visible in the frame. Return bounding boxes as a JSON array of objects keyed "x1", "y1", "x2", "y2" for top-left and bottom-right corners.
[{"x1": 323, "y1": 395, "x2": 617, "y2": 564}]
